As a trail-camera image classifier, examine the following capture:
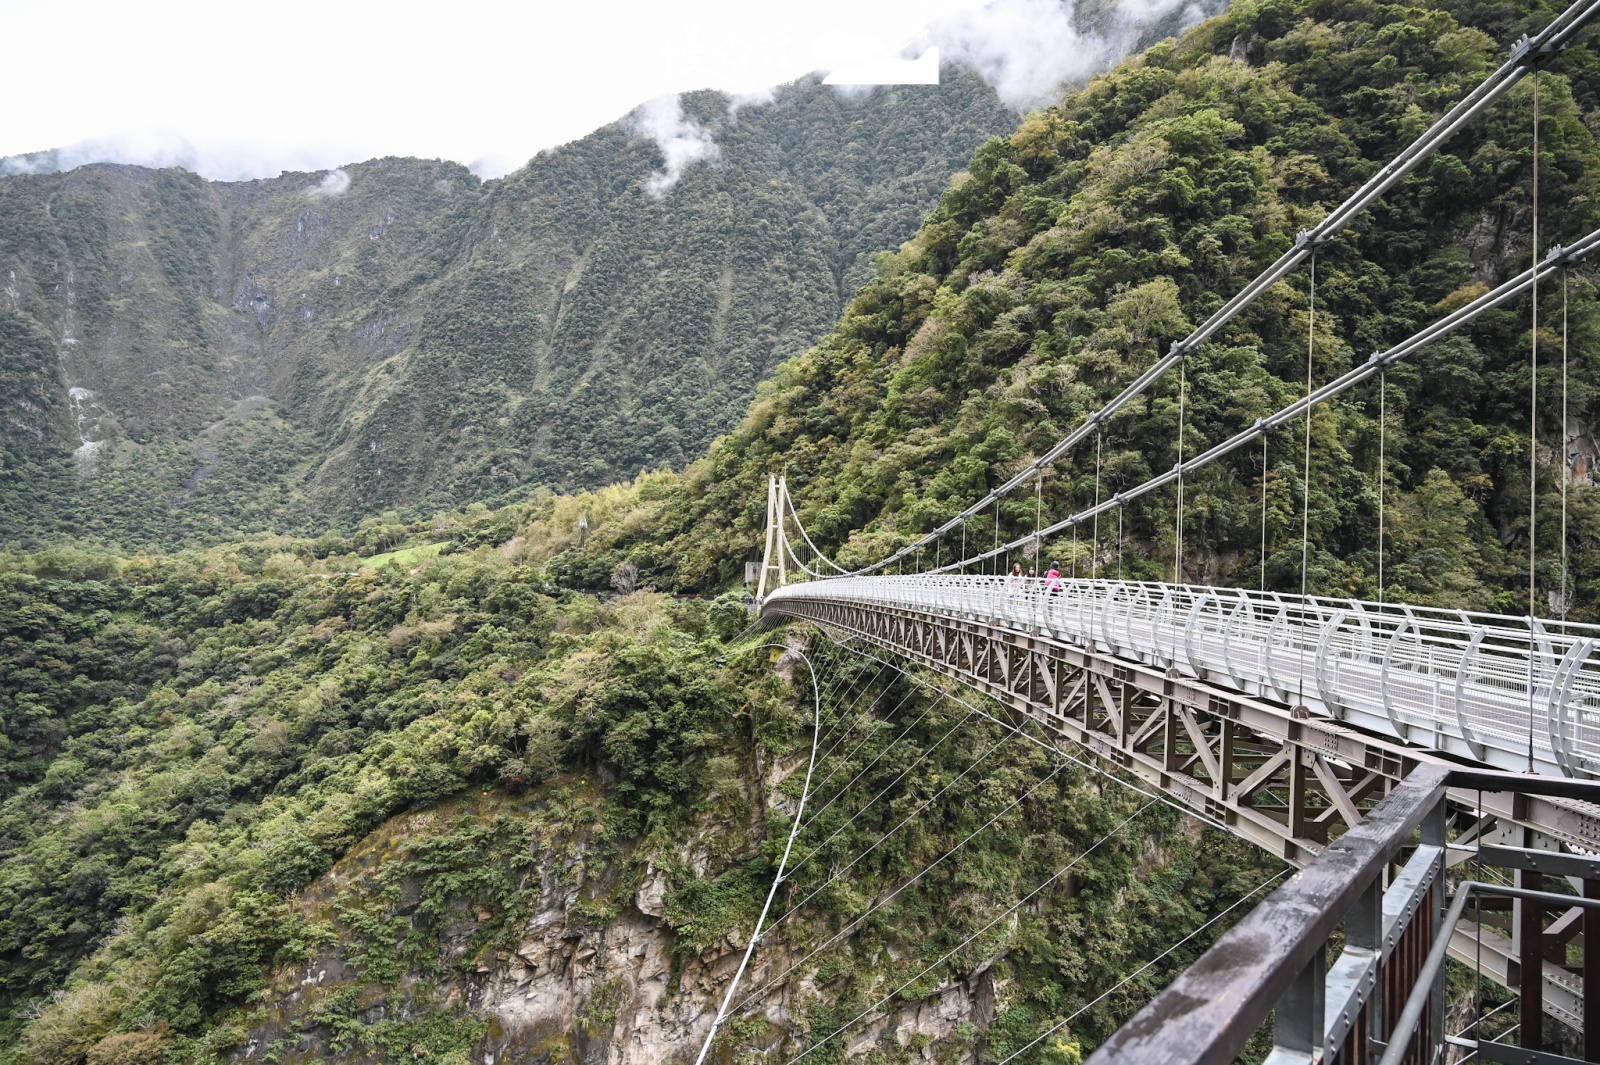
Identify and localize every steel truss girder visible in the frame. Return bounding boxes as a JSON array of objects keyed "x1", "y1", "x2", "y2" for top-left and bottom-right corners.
[
  {"x1": 774, "y1": 597, "x2": 1426, "y2": 864},
  {"x1": 768, "y1": 596, "x2": 1600, "y2": 1028}
]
